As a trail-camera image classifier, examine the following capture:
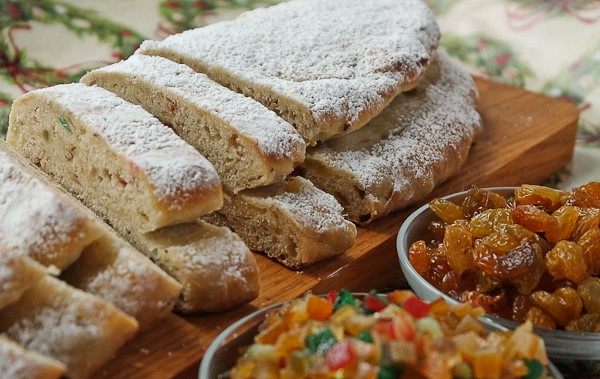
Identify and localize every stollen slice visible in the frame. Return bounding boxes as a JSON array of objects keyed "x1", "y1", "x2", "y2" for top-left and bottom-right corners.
[
  {"x1": 7, "y1": 83, "x2": 222, "y2": 233},
  {"x1": 300, "y1": 51, "x2": 482, "y2": 224},
  {"x1": 0, "y1": 335, "x2": 66, "y2": 379},
  {"x1": 0, "y1": 275, "x2": 139, "y2": 379},
  {"x1": 0, "y1": 252, "x2": 46, "y2": 310},
  {"x1": 204, "y1": 176, "x2": 356, "y2": 268},
  {"x1": 136, "y1": 0, "x2": 440, "y2": 144},
  {"x1": 81, "y1": 54, "x2": 306, "y2": 193}
]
